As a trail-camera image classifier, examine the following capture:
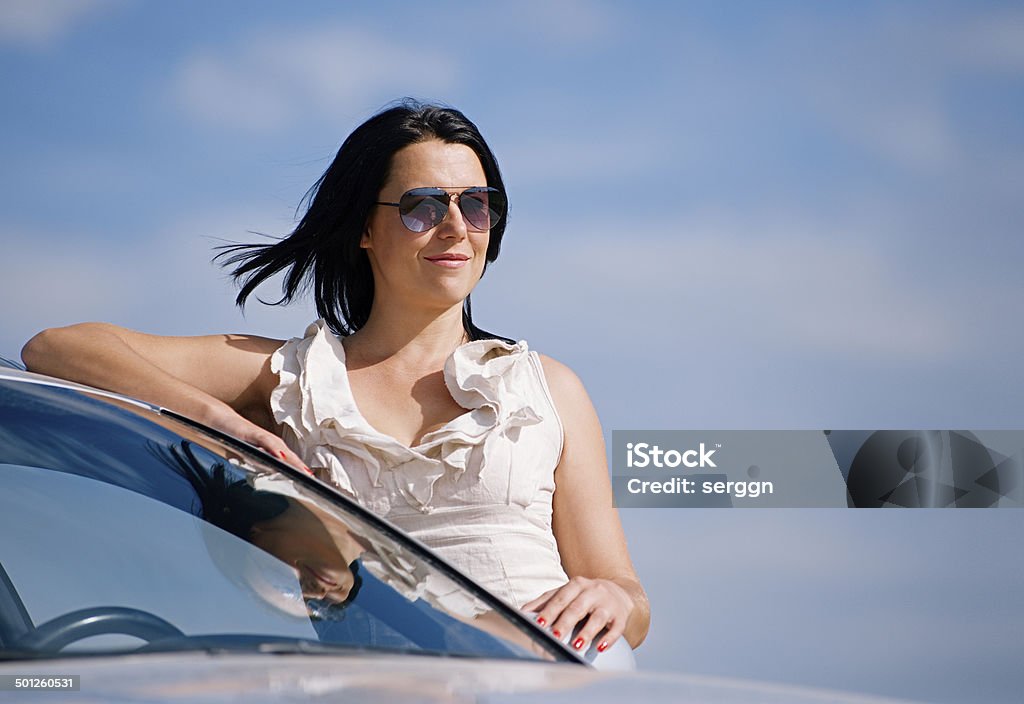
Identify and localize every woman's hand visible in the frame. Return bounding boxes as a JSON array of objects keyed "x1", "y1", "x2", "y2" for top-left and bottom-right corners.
[
  {"x1": 522, "y1": 576, "x2": 635, "y2": 653},
  {"x1": 200, "y1": 404, "x2": 312, "y2": 475}
]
